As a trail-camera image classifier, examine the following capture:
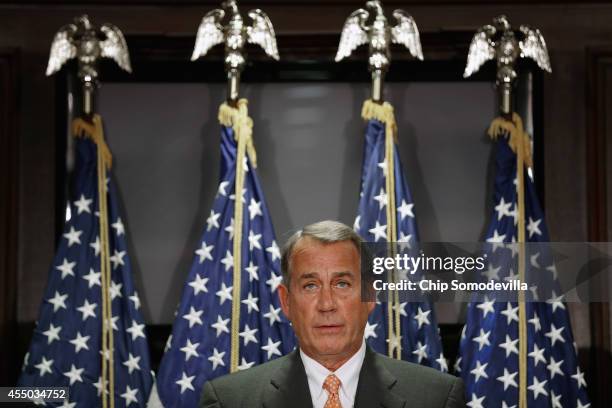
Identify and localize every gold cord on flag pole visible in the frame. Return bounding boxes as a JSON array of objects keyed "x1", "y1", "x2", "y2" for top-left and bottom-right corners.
[
  {"x1": 488, "y1": 113, "x2": 530, "y2": 408},
  {"x1": 97, "y1": 131, "x2": 110, "y2": 408},
  {"x1": 73, "y1": 115, "x2": 114, "y2": 407},
  {"x1": 385, "y1": 119, "x2": 400, "y2": 360},
  {"x1": 385, "y1": 121, "x2": 397, "y2": 359},
  {"x1": 362, "y1": 100, "x2": 400, "y2": 359},
  {"x1": 219, "y1": 99, "x2": 256, "y2": 373},
  {"x1": 515, "y1": 116, "x2": 528, "y2": 408}
]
